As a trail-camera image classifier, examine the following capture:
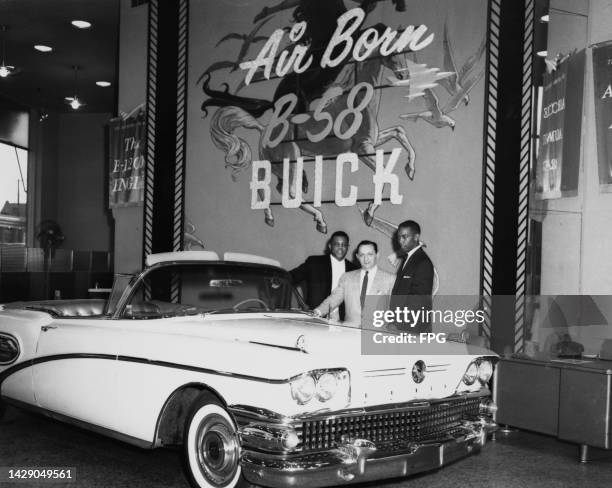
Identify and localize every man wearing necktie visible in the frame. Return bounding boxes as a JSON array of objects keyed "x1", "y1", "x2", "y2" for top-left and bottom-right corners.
[
  {"x1": 313, "y1": 240, "x2": 394, "y2": 327},
  {"x1": 390, "y1": 220, "x2": 435, "y2": 332}
]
